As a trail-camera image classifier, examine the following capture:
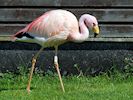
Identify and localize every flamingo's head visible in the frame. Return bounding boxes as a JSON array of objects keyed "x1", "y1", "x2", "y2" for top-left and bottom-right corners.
[{"x1": 84, "y1": 14, "x2": 100, "y2": 37}]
